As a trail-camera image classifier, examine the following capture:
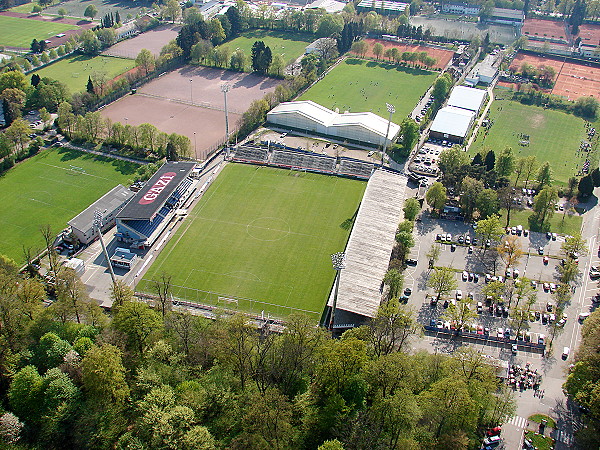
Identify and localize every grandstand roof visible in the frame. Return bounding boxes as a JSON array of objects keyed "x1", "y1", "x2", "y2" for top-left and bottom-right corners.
[
  {"x1": 268, "y1": 100, "x2": 400, "y2": 140},
  {"x1": 447, "y1": 85, "x2": 487, "y2": 112},
  {"x1": 327, "y1": 169, "x2": 407, "y2": 319},
  {"x1": 430, "y1": 106, "x2": 475, "y2": 138},
  {"x1": 68, "y1": 184, "x2": 134, "y2": 231},
  {"x1": 117, "y1": 161, "x2": 196, "y2": 221}
]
